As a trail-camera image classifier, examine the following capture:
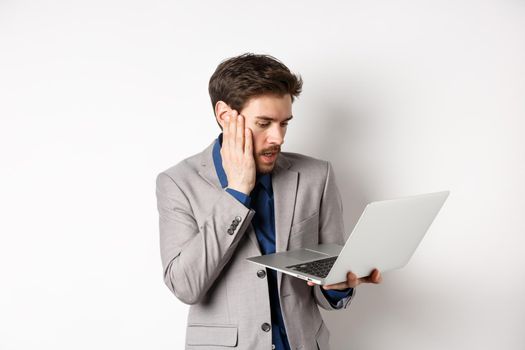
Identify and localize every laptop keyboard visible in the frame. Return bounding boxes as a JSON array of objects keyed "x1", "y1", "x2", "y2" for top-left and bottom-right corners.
[{"x1": 287, "y1": 256, "x2": 337, "y2": 278}]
